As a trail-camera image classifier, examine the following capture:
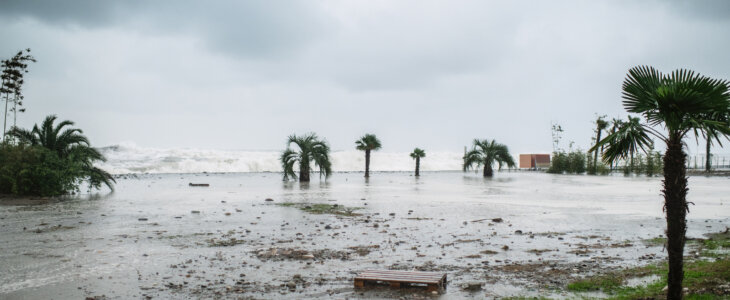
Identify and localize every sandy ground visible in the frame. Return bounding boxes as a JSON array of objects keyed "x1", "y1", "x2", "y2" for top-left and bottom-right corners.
[{"x1": 1, "y1": 171, "x2": 728, "y2": 299}]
